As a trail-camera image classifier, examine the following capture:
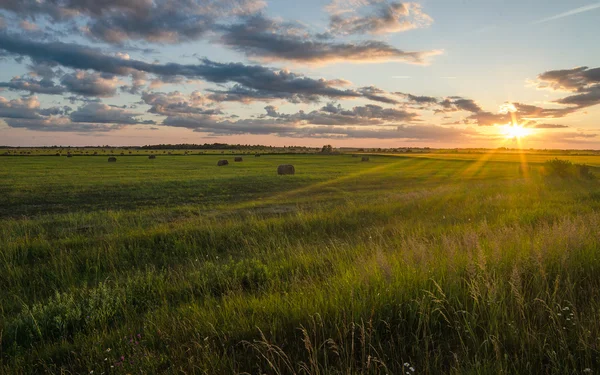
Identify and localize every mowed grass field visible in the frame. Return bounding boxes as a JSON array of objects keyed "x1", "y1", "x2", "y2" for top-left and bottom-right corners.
[{"x1": 2, "y1": 152, "x2": 600, "y2": 374}]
